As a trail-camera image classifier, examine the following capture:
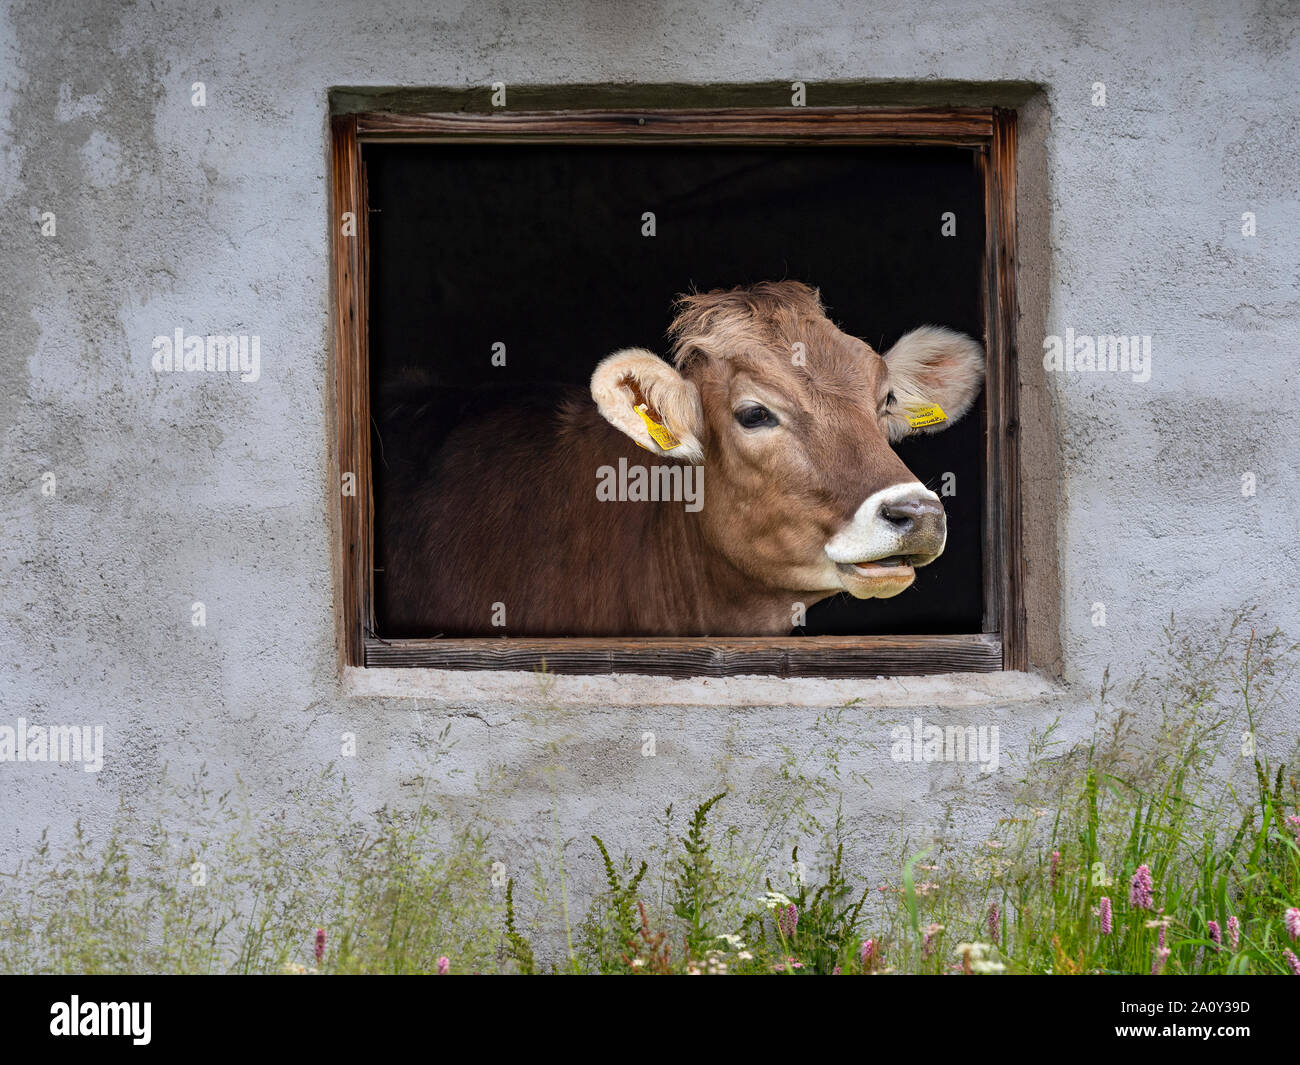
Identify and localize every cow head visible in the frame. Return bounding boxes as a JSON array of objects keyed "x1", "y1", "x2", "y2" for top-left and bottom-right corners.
[{"x1": 590, "y1": 281, "x2": 984, "y2": 604}]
